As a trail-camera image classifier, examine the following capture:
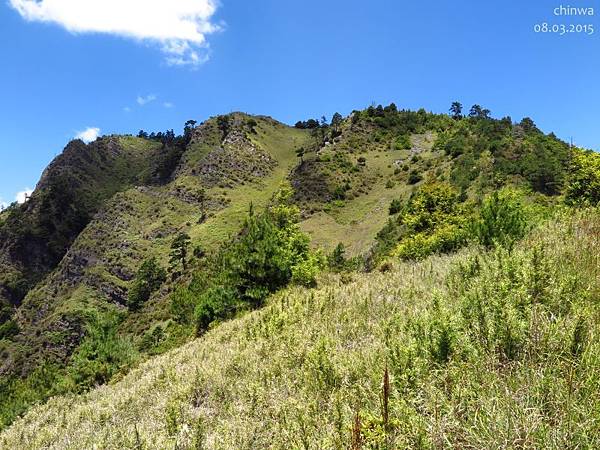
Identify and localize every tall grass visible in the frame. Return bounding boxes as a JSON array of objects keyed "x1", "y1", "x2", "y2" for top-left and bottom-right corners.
[{"x1": 2, "y1": 209, "x2": 600, "y2": 449}]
